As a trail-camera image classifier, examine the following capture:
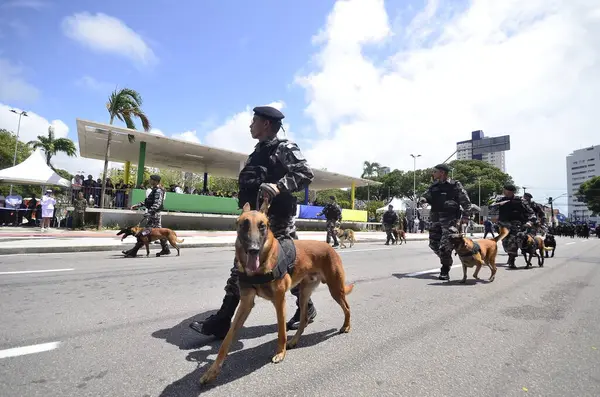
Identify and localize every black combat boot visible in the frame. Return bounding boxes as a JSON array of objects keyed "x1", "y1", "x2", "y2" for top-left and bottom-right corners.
[
  {"x1": 156, "y1": 238, "x2": 171, "y2": 257},
  {"x1": 189, "y1": 295, "x2": 240, "y2": 339},
  {"x1": 123, "y1": 241, "x2": 144, "y2": 258},
  {"x1": 438, "y1": 263, "x2": 451, "y2": 281},
  {"x1": 332, "y1": 234, "x2": 340, "y2": 248},
  {"x1": 507, "y1": 255, "x2": 517, "y2": 269},
  {"x1": 286, "y1": 301, "x2": 317, "y2": 330}
]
